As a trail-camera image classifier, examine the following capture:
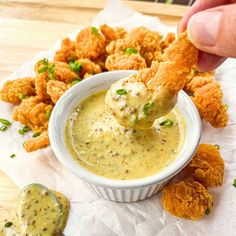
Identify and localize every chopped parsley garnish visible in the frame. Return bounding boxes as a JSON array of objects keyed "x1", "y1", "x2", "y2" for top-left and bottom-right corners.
[
  {"x1": 233, "y1": 179, "x2": 236, "y2": 188},
  {"x1": 215, "y1": 144, "x2": 220, "y2": 150},
  {"x1": 205, "y1": 208, "x2": 211, "y2": 215},
  {"x1": 0, "y1": 118, "x2": 11, "y2": 126},
  {"x1": 91, "y1": 26, "x2": 99, "y2": 35},
  {"x1": 159, "y1": 119, "x2": 174, "y2": 127},
  {"x1": 48, "y1": 63, "x2": 55, "y2": 80},
  {"x1": 125, "y1": 47, "x2": 138, "y2": 55},
  {"x1": 69, "y1": 61, "x2": 82, "y2": 73},
  {"x1": 4, "y1": 222, "x2": 13, "y2": 228},
  {"x1": 32, "y1": 132, "x2": 41, "y2": 138},
  {"x1": 0, "y1": 125, "x2": 8, "y2": 131},
  {"x1": 142, "y1": 102, "x2": 153, "y2": 116},
  {"x1": 116, "y1": 89, "x2": 127, "y2": 95},
  {"x1": 19, "y1": 93, "x2": 27, "y2": 100},
  {"x1": 45, "y1": 107, "x2": 52, "y2": 120},
  {"x1": 10, "y1": 154, "x2": 16, "y2": 158},
  {"x1": 71, "y1": 78, "x2": 81, "y2": 86}
]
